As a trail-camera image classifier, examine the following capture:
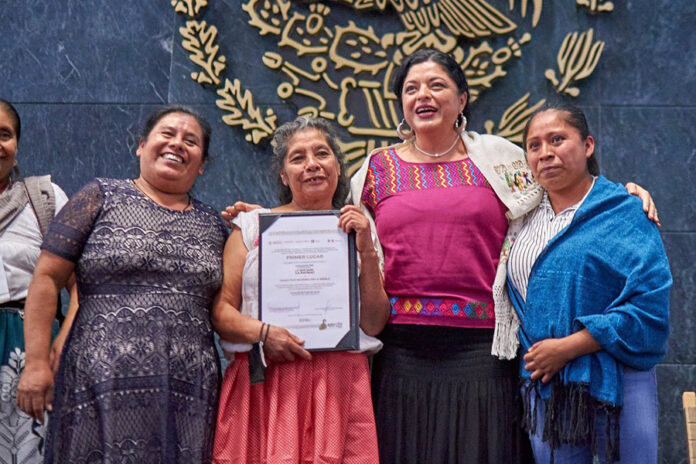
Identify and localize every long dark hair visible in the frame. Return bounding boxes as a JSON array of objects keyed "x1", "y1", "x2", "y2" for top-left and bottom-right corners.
[
  {"x1": 270, "y1": 116, "x2": 348, "y2": 209},
  {"x1": 522, "y1": 103, "x2": 600, "y2": 176},
  {"x1": 391, "y1": 48, "x2": 471, "y2": 123}
]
